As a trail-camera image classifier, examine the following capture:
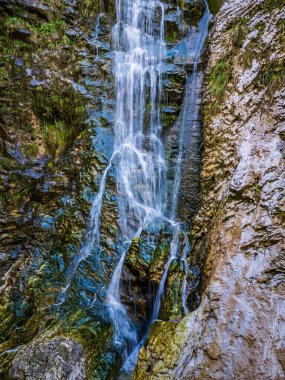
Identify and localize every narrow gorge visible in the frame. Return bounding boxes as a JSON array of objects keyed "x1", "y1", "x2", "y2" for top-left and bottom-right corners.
[{"x1": 0, "y1": 0, "x2": 284, "y2": 379}]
